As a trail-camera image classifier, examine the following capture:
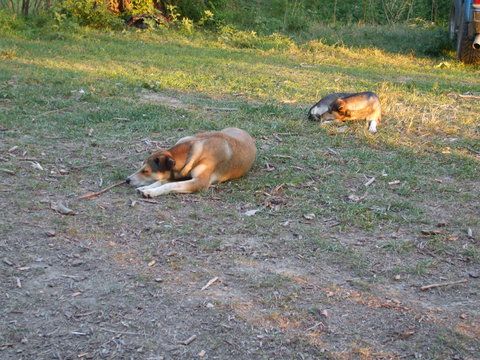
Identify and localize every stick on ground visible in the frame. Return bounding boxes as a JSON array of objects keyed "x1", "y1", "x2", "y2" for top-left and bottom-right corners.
[
  {"x1": 420, "y1": 279, "x2": 467, "y2": 291},
  {"x1": 78, "y1": 181, "x2": 126, "y2": 200}
]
